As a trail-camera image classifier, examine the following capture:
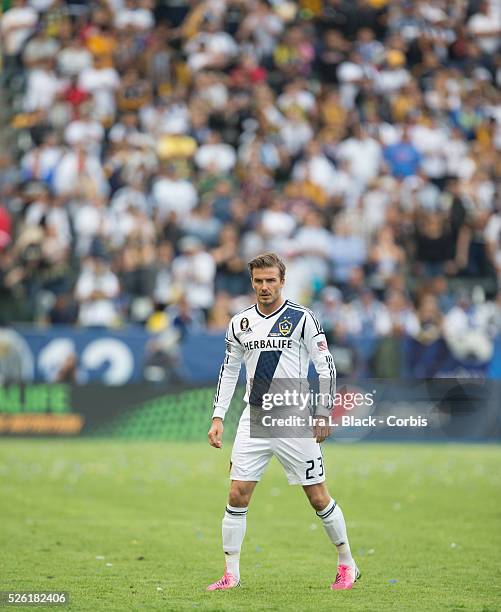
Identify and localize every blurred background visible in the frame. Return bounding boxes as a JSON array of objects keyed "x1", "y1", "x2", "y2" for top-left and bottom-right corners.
[{"x1": 0, "y1": 0, "x2": 500, "y2": 404}]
